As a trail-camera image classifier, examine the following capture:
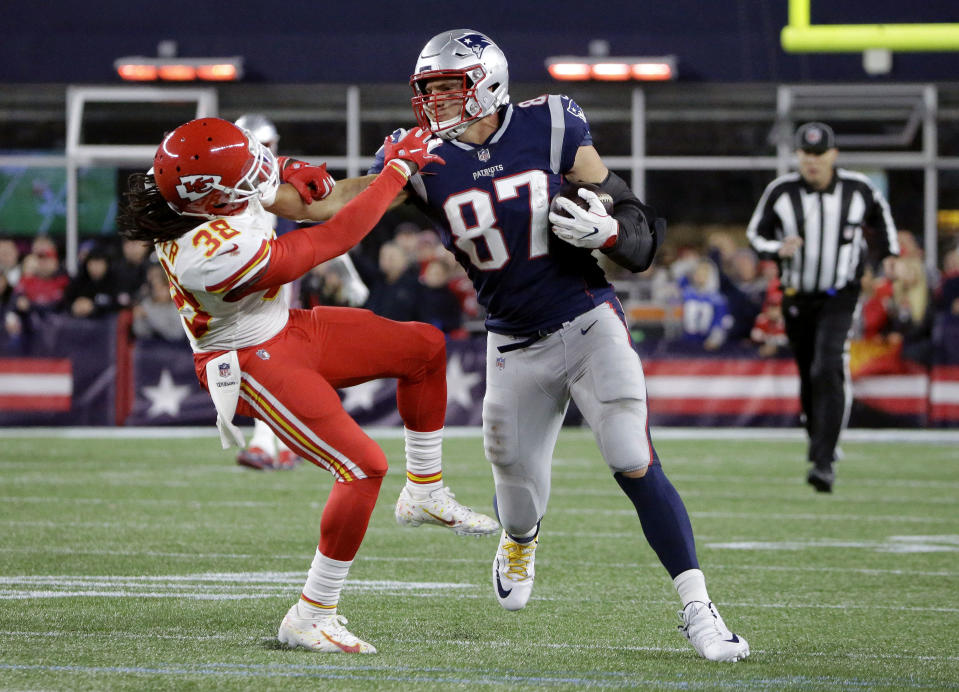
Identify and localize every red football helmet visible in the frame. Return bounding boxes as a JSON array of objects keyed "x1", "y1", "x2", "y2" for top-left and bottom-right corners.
[{"x1": 153, "y1": 117, "x2": 279, "y2": 218}]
